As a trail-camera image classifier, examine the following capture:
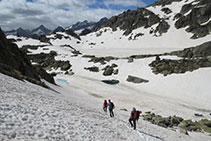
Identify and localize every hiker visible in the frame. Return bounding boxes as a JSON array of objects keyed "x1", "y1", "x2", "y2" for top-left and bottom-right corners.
[
  {"x1": 103, "y1": 100, "x2": 107, "y2": 112},
  {"x1": 108, "y1": 99, "x2": 115, "y2": 117},
  {"x1": 129, "y1": 107, "x2": 141, "y2": 130}
]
